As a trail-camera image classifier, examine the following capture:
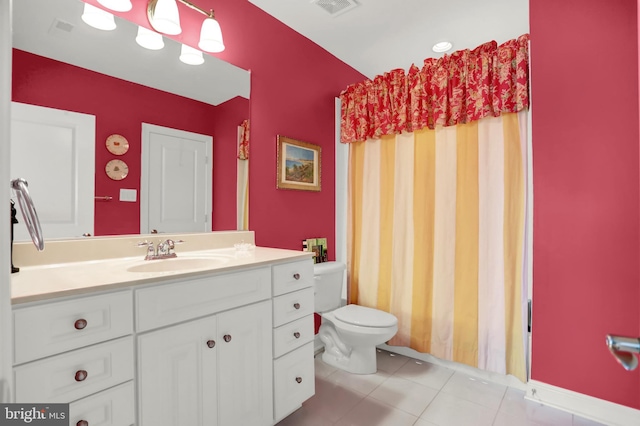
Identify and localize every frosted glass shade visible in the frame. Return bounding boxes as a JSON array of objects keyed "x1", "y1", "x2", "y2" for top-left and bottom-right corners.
[
  {"x1": 136, "y1": 26, "x2": 165, "y2": 50},
  {"x1": 198, "y1": 17, "x2": 225, "y2": 53},
  {"x1": 97, "y1": 0, "x2": 132, "y2": 12},
  {"x1": 81, "y1": 3, "x2": 116, "y2": 31},
  {"x1": 148, "y1": 0, "x2": 182, "y2": 35},
  {"x1": 180, "y1": 44, "x2": 204, "y2": 65}
]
